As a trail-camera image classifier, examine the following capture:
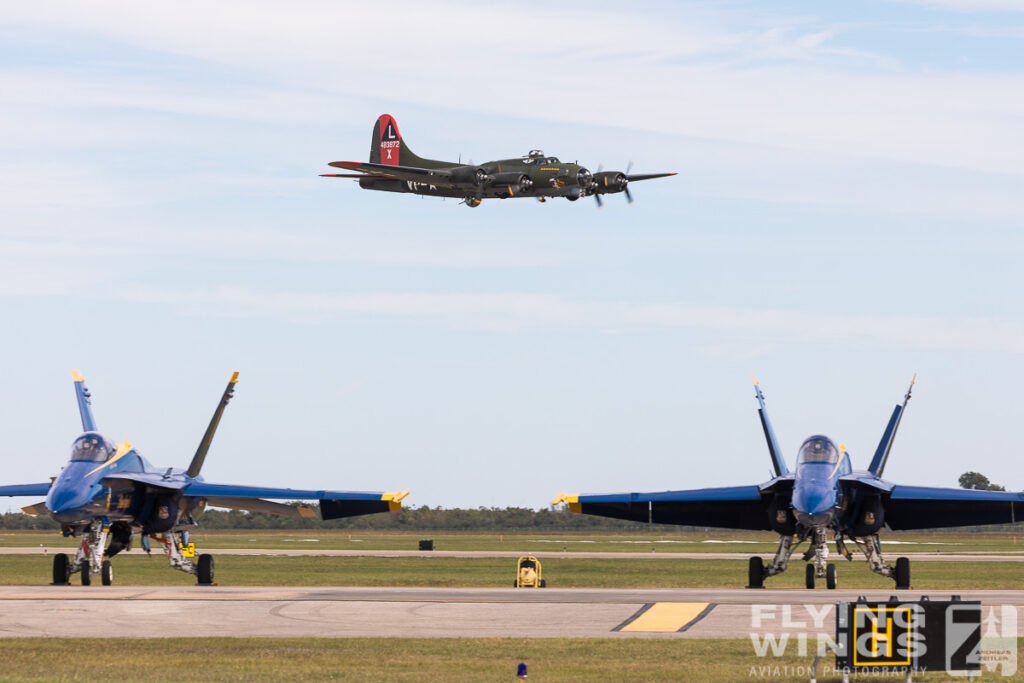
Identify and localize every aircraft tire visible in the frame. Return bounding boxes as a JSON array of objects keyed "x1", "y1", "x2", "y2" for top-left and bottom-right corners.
[
  {"x1": 101, "y1": 560, "x2": 113, "y2": 586},
  {"x1": 747, "y1": 556, "x2": 764, "y2": 589},
  {"x1": 826, "y1": 563, "x2": 837, "y2": 590},
  {"x1": 895, "y1": 557, "x2": 910, "y2": 589},
  {"x1": 197, "y1": 554, "x2": 214, "y2": 585},
  {"x1": 539, "y1": 579, "x2": 546, "y2": 588},
  {"x1": 52, "y1": 553, "x2": 70, "y2": 585},
  {"x1": 805, "y1": 563, "x2": 815, "y2": 589},
  {"x1": 80, "y1": 565, "x2": 91, "y2": 586}
]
